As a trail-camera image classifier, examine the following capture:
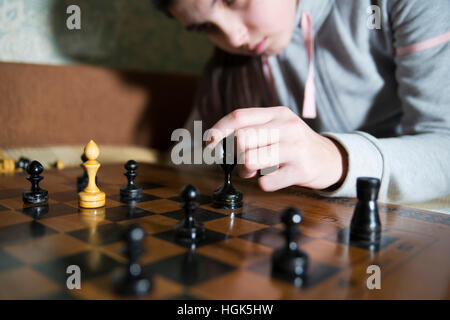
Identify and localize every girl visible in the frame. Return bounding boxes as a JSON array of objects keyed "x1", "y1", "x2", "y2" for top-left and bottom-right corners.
[{"x1": 155, "y1": 0, "x2": 450, "y2": 206}]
